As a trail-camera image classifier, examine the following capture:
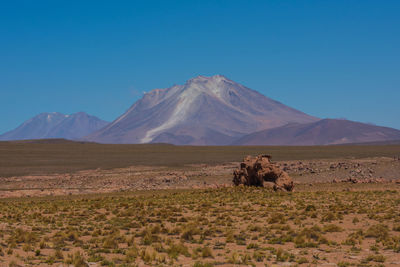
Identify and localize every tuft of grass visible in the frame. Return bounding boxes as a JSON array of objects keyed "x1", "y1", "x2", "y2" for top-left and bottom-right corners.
[{"x1": 365, "y1": 224, "x2": 389, "y2": 241}]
